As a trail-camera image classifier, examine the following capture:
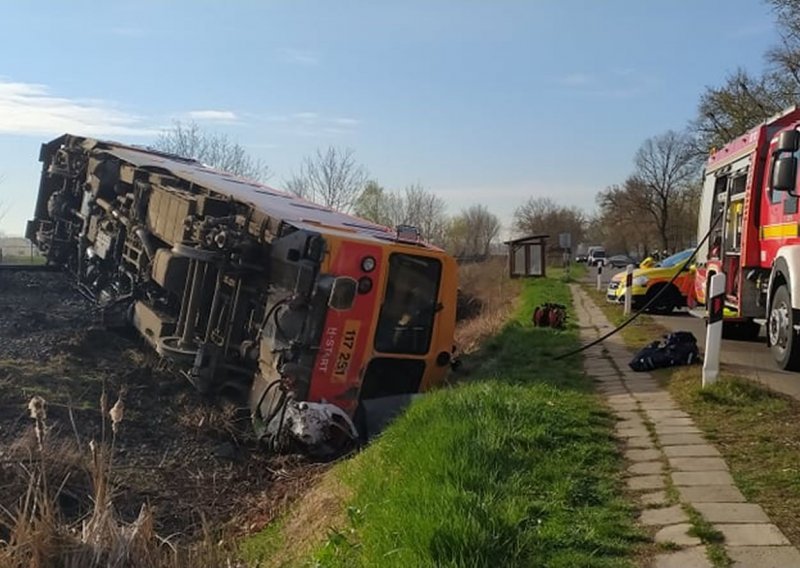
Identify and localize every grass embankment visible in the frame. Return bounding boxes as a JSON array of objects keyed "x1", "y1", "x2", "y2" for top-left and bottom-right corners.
[
  {"x1": 243, "y1": 271, "x2": 641, "y2": 567},
  {"x1": 581, "y1": 281, "x2": 800, "y2": 548},
  {"x1": 454, "y1": 257, "x2": 522, "y2": 354}
]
